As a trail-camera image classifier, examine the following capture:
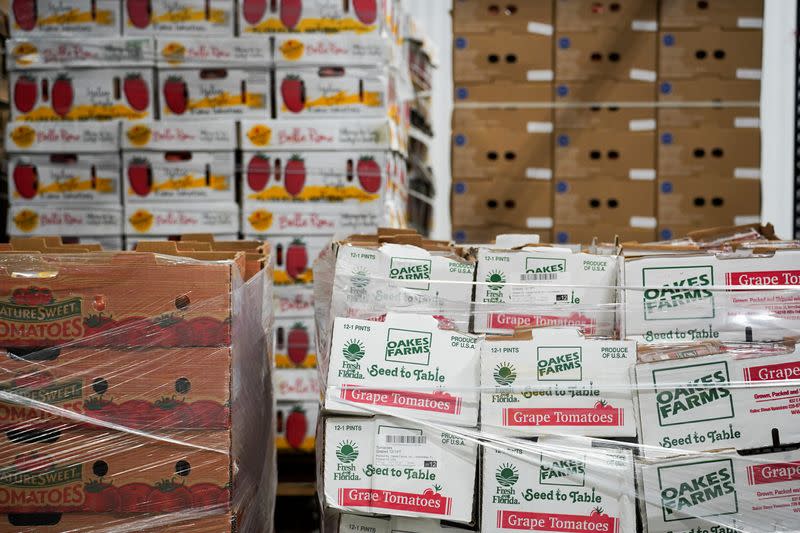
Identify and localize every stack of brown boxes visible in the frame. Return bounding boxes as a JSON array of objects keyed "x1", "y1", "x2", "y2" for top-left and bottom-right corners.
[
  {"x1": 656, "y1": 0, "x2": 763, "y2": 240},
  {"x1": 451, "y1": 1, "x2": 554, "y2": 243}
]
